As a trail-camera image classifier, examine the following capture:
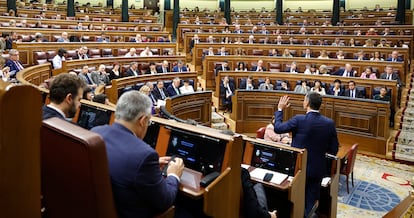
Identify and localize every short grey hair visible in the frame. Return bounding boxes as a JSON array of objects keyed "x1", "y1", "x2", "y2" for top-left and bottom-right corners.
[
  {"x1": 115, "y1": 91, "x2": 152, "y2": 122},
  {"x1": 9, "y1": 49, "x2": 18, "y2": 55}
]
